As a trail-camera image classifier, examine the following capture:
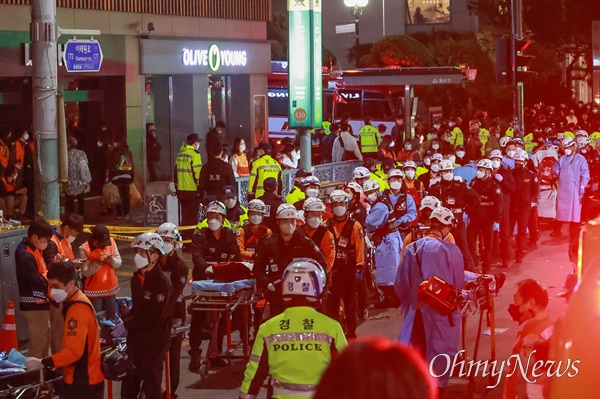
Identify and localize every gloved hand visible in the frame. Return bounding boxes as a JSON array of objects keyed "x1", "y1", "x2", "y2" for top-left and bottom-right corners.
[
  {"x1": 495, "y1": 174, "x2": 503, "y2": 182},
  {"x1": 356, "y1": 268, "x2": 364, "y2": 281},
  {"x1": 111, "y1": 319, "x2": 128, "y2": 338},
  {"x1": 493, "y1": 222, "x2": 500, "y2": 232},
  {"x1": 25, "y1": 357, "x2": 43, "y2": 371},
  {"x1": 267, "y1": 283, "x2": 276, "y2": 292}
]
